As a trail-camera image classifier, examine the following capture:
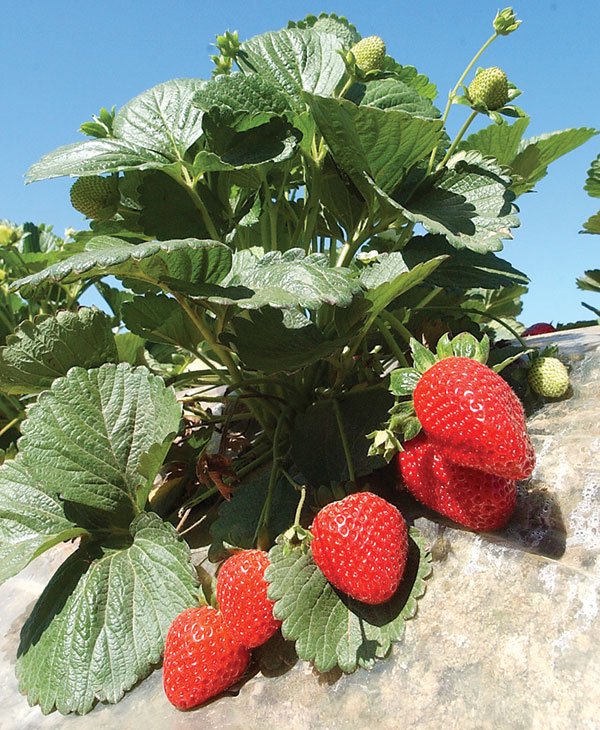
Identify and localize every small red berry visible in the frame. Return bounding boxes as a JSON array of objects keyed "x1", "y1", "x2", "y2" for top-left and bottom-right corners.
[
  {"x1": 522, "y1": 322, "x2": 556, "y2": 337},
  {"x1": 398, "y1": 433, "x2": 517, "y2": 531},
  {"x1": 216, "y1": 549, "x2": 281, "y2": 649},
  {"x1": 413, "y1": 357, "x2": 535, "y2": 481},
  {"x1": 163, "y1": 606, "x2": 250, "y2": 710},
  {"x1": 310, "y1": 492, "x2": 408, "y2": 605}
]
